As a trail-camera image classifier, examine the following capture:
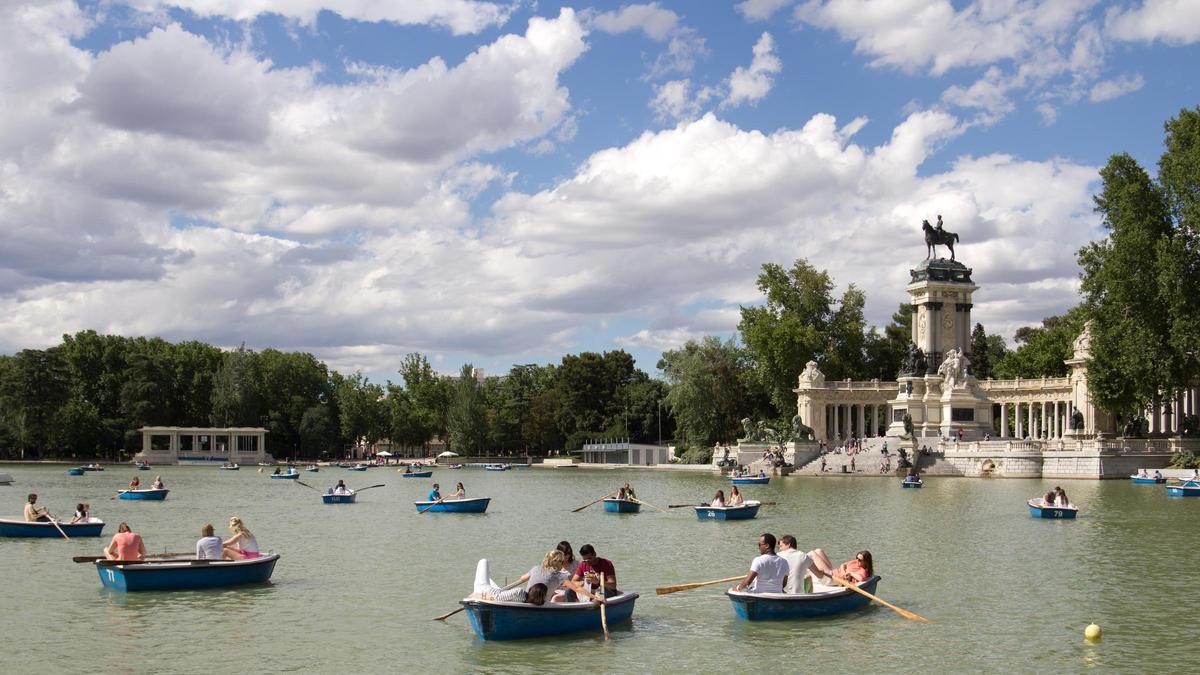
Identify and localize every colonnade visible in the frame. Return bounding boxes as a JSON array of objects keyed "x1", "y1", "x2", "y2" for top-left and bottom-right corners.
[
  {"x1": 1145, "y1": 388, "x2": 1200, "y2": 434},
  {"x1": 994, "y1": 400, "x2": 1073, "y2": 439},
  {"x1": 823, "y1": 403, "x2": 887, "y2": 442}
]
